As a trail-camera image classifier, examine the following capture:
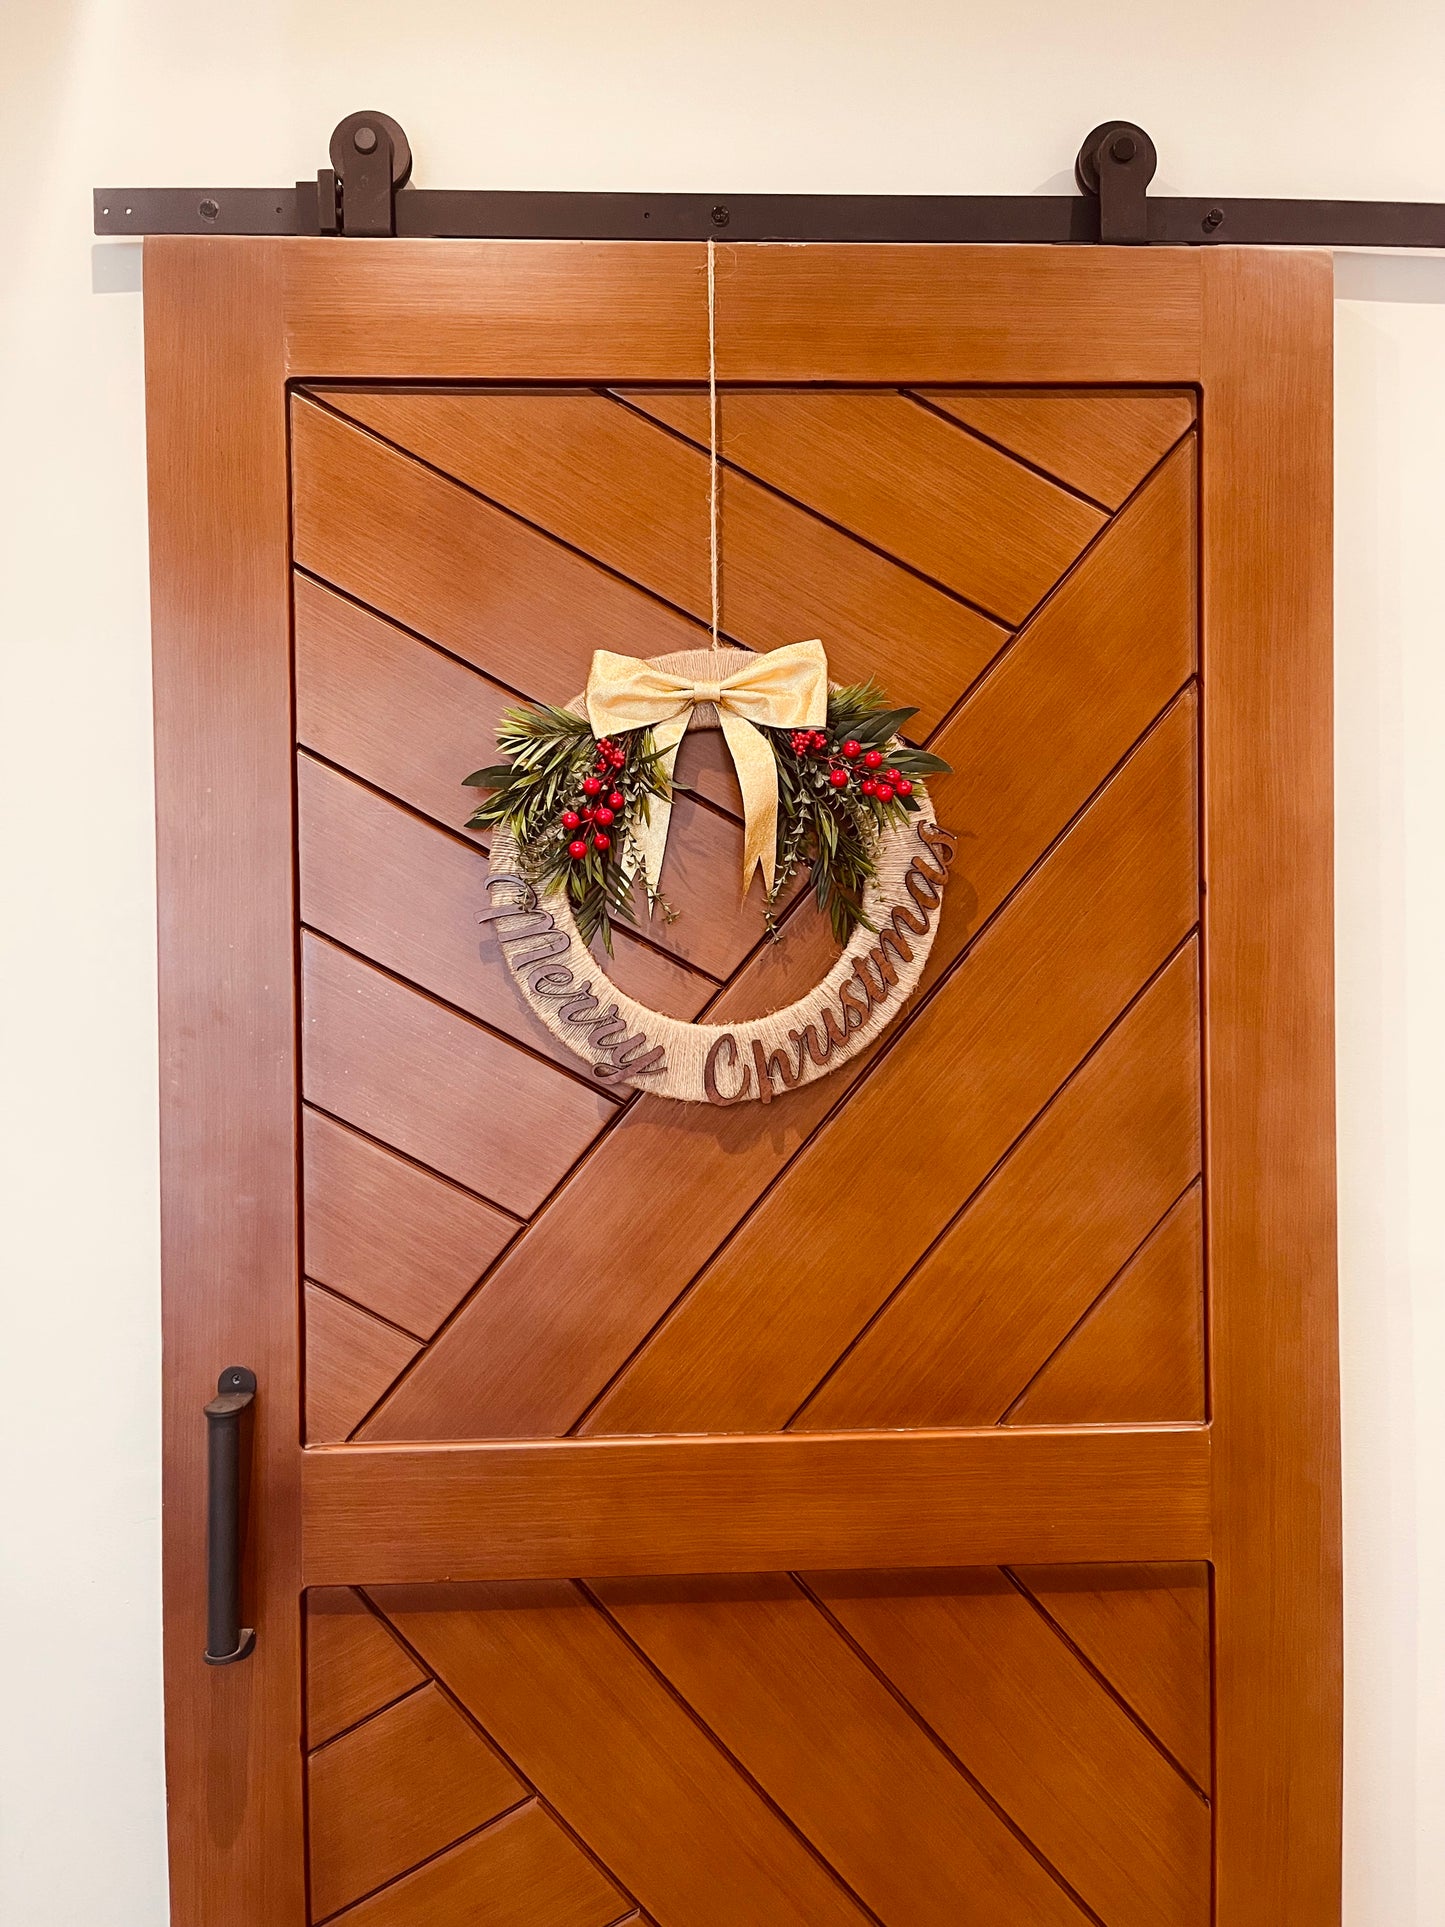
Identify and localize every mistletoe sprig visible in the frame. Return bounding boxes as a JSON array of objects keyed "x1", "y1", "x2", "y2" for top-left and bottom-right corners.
[
  {"x1": 768, "y1": 681, "x2": 952, "y2": 945},
  {"x1": 464, "y1": 680, "x2": 951, "y2": 953},
  {"x1": 465, "y1": 704, "x2": 673, "y2": 951}
]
